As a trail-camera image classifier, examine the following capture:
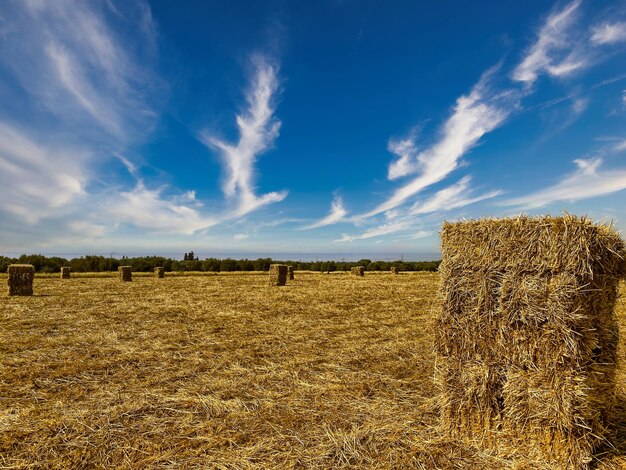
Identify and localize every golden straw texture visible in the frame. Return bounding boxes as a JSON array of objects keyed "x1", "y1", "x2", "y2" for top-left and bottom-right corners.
[
  {"x1": 7, "y1": 264, "x2": 35, "y2": 296},
  {"x1": 0, "y1": 271, "x2": 624, "y2": 467},
  {"x1": 118, "y1": 266, "x2": 132, "y2": 282},
  {"x1": 268, "y1": 264, "x2": 288, "y2": 286},
  {"x1": 435, "y1": 215, "x2": 625, "y2": 468}
]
